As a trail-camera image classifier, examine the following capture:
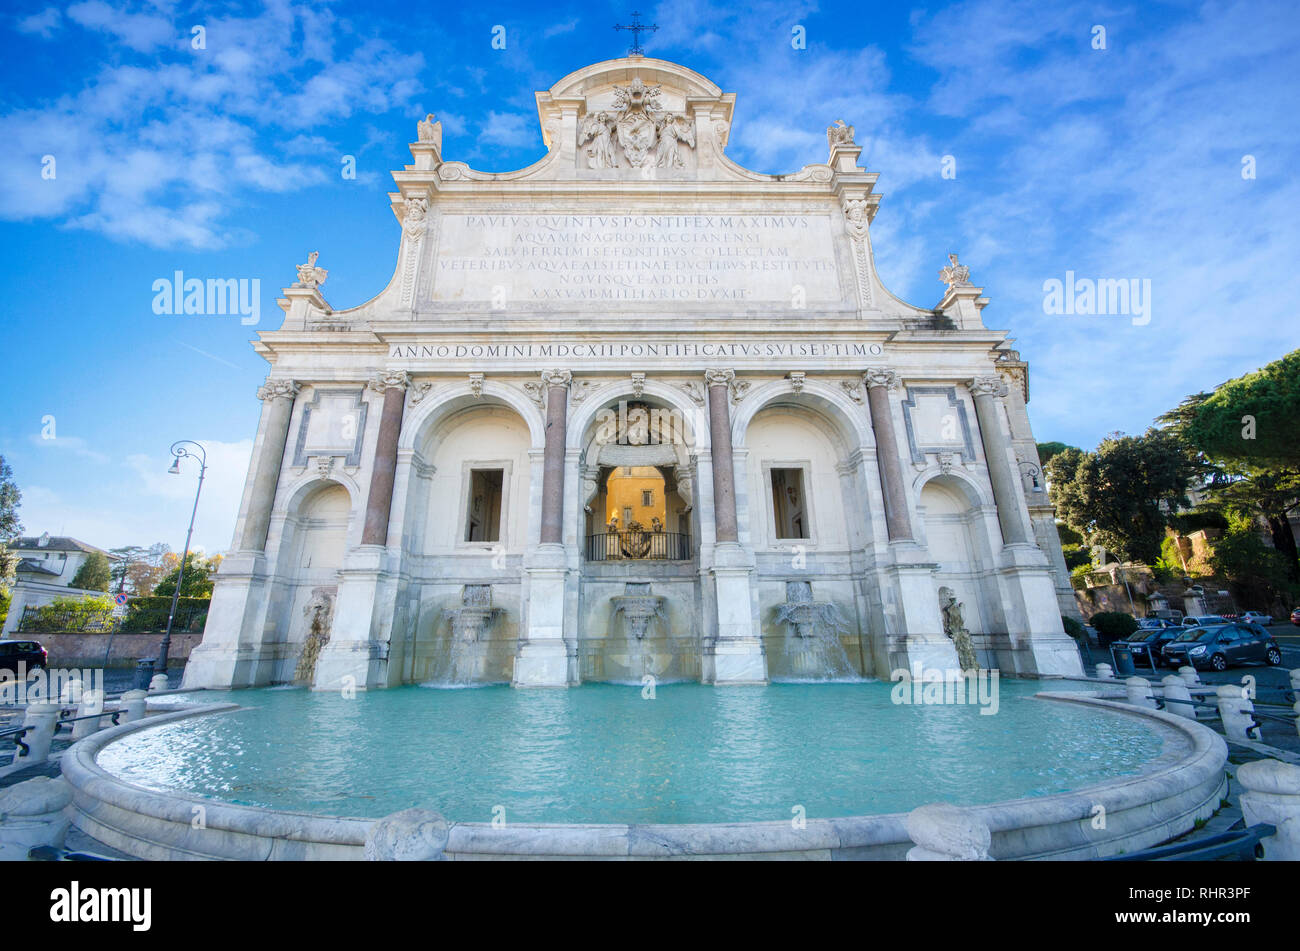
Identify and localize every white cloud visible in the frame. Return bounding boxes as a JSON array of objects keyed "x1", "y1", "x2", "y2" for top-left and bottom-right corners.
[
  {"x1": 477, "y1": 110, "x2": 535, "y2": 149},
  {"x1": 17, "y1": 7, "x2": 62, "y2": 38},
  {"x1": 0, "y1": 3, "x2": 425, "y2": 249},
  {"x1": 67, "y1": 0, "x2": 175, "y2": 53}
]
